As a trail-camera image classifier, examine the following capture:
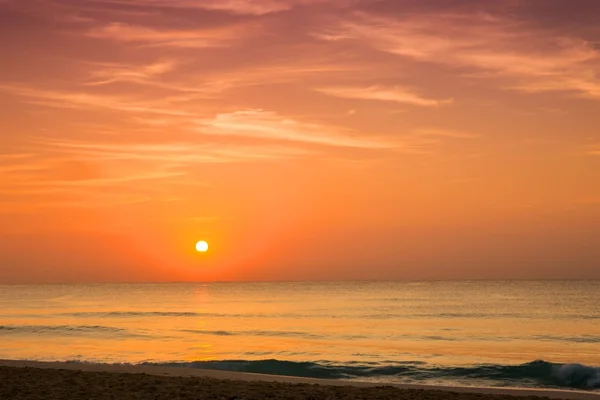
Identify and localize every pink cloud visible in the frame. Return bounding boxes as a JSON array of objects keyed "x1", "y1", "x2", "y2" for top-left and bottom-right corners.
[{"x1": 318, "y1": 12, "x2": 600, "y2": 99}]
